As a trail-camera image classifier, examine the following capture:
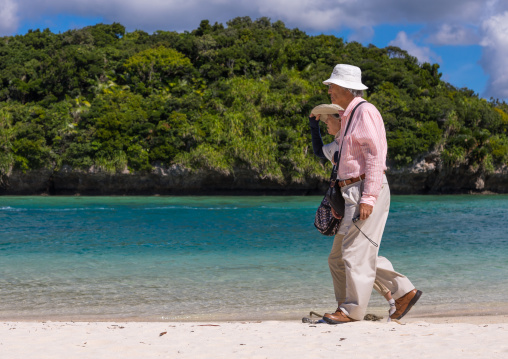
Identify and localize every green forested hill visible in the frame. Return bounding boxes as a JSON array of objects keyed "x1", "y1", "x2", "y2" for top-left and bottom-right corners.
[{"x1": 1, "y1": 18, "x2": 507, "y2": 188}]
